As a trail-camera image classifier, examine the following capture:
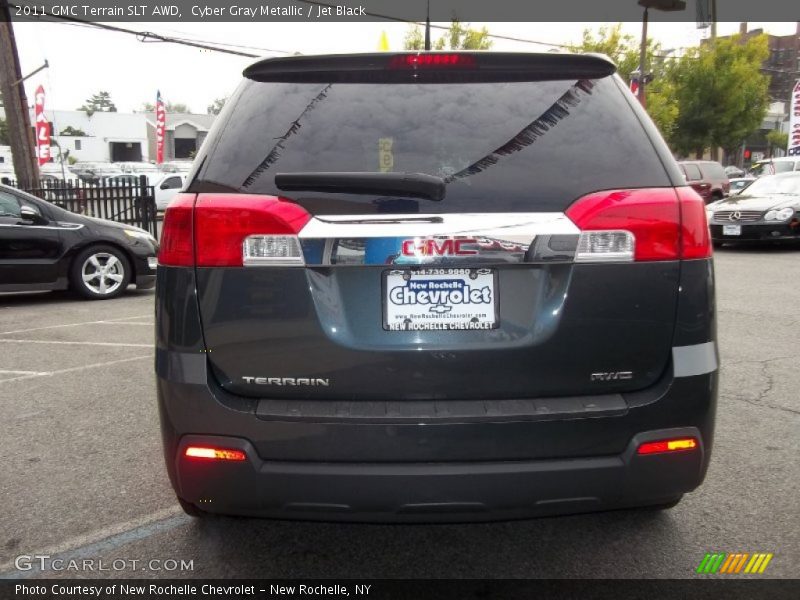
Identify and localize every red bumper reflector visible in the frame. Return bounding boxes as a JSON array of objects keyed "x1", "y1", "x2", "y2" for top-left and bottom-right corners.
[
  {"x1": 637, "y1": 437, "x2": 698, "y2": 455},
  {"x1": 184, "y1": 446, "x2": 247, "y2": 461}
]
